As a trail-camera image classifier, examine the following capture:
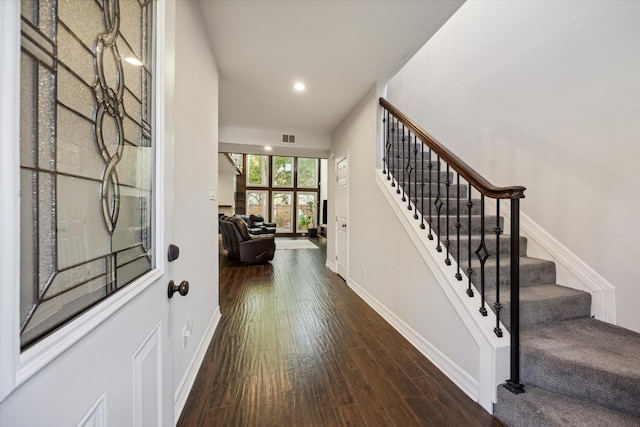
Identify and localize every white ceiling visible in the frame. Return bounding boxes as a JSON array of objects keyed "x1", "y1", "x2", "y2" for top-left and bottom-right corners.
[{"x1": 197, "y1": 0, "x2": 464, "y2": 138}]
